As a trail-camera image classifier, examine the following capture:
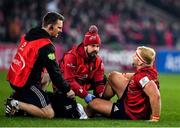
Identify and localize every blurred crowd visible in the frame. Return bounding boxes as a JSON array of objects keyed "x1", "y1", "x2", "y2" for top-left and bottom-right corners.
[
  {"x1": 146, "y1": 0, "x2": 180, "y2": 18},
  {"x1": 0, "y1": 0, "x2": 180, "y2": 49}
]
